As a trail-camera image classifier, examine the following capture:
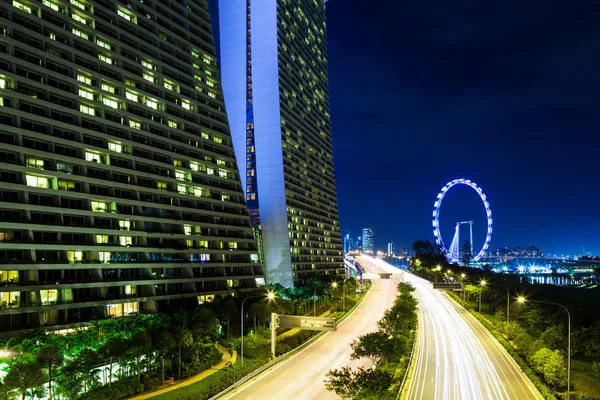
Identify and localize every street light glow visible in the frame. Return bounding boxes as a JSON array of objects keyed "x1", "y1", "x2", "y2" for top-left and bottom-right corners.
[
  {"x1": 267, "y1": 291, "x2": 276, "y2": 300},
  {"x1": 517, "y1": 296, "x2": 526, "y2": 303},
  {"x1": 461, "y1": 273, "x2": 466, "y2": 278},
  {"x1": 331, "y1": 282, "x2": 338, "y2": 288},
  {"x1": 480, "y1": 280, "x2": 487, "y2": 286}
]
